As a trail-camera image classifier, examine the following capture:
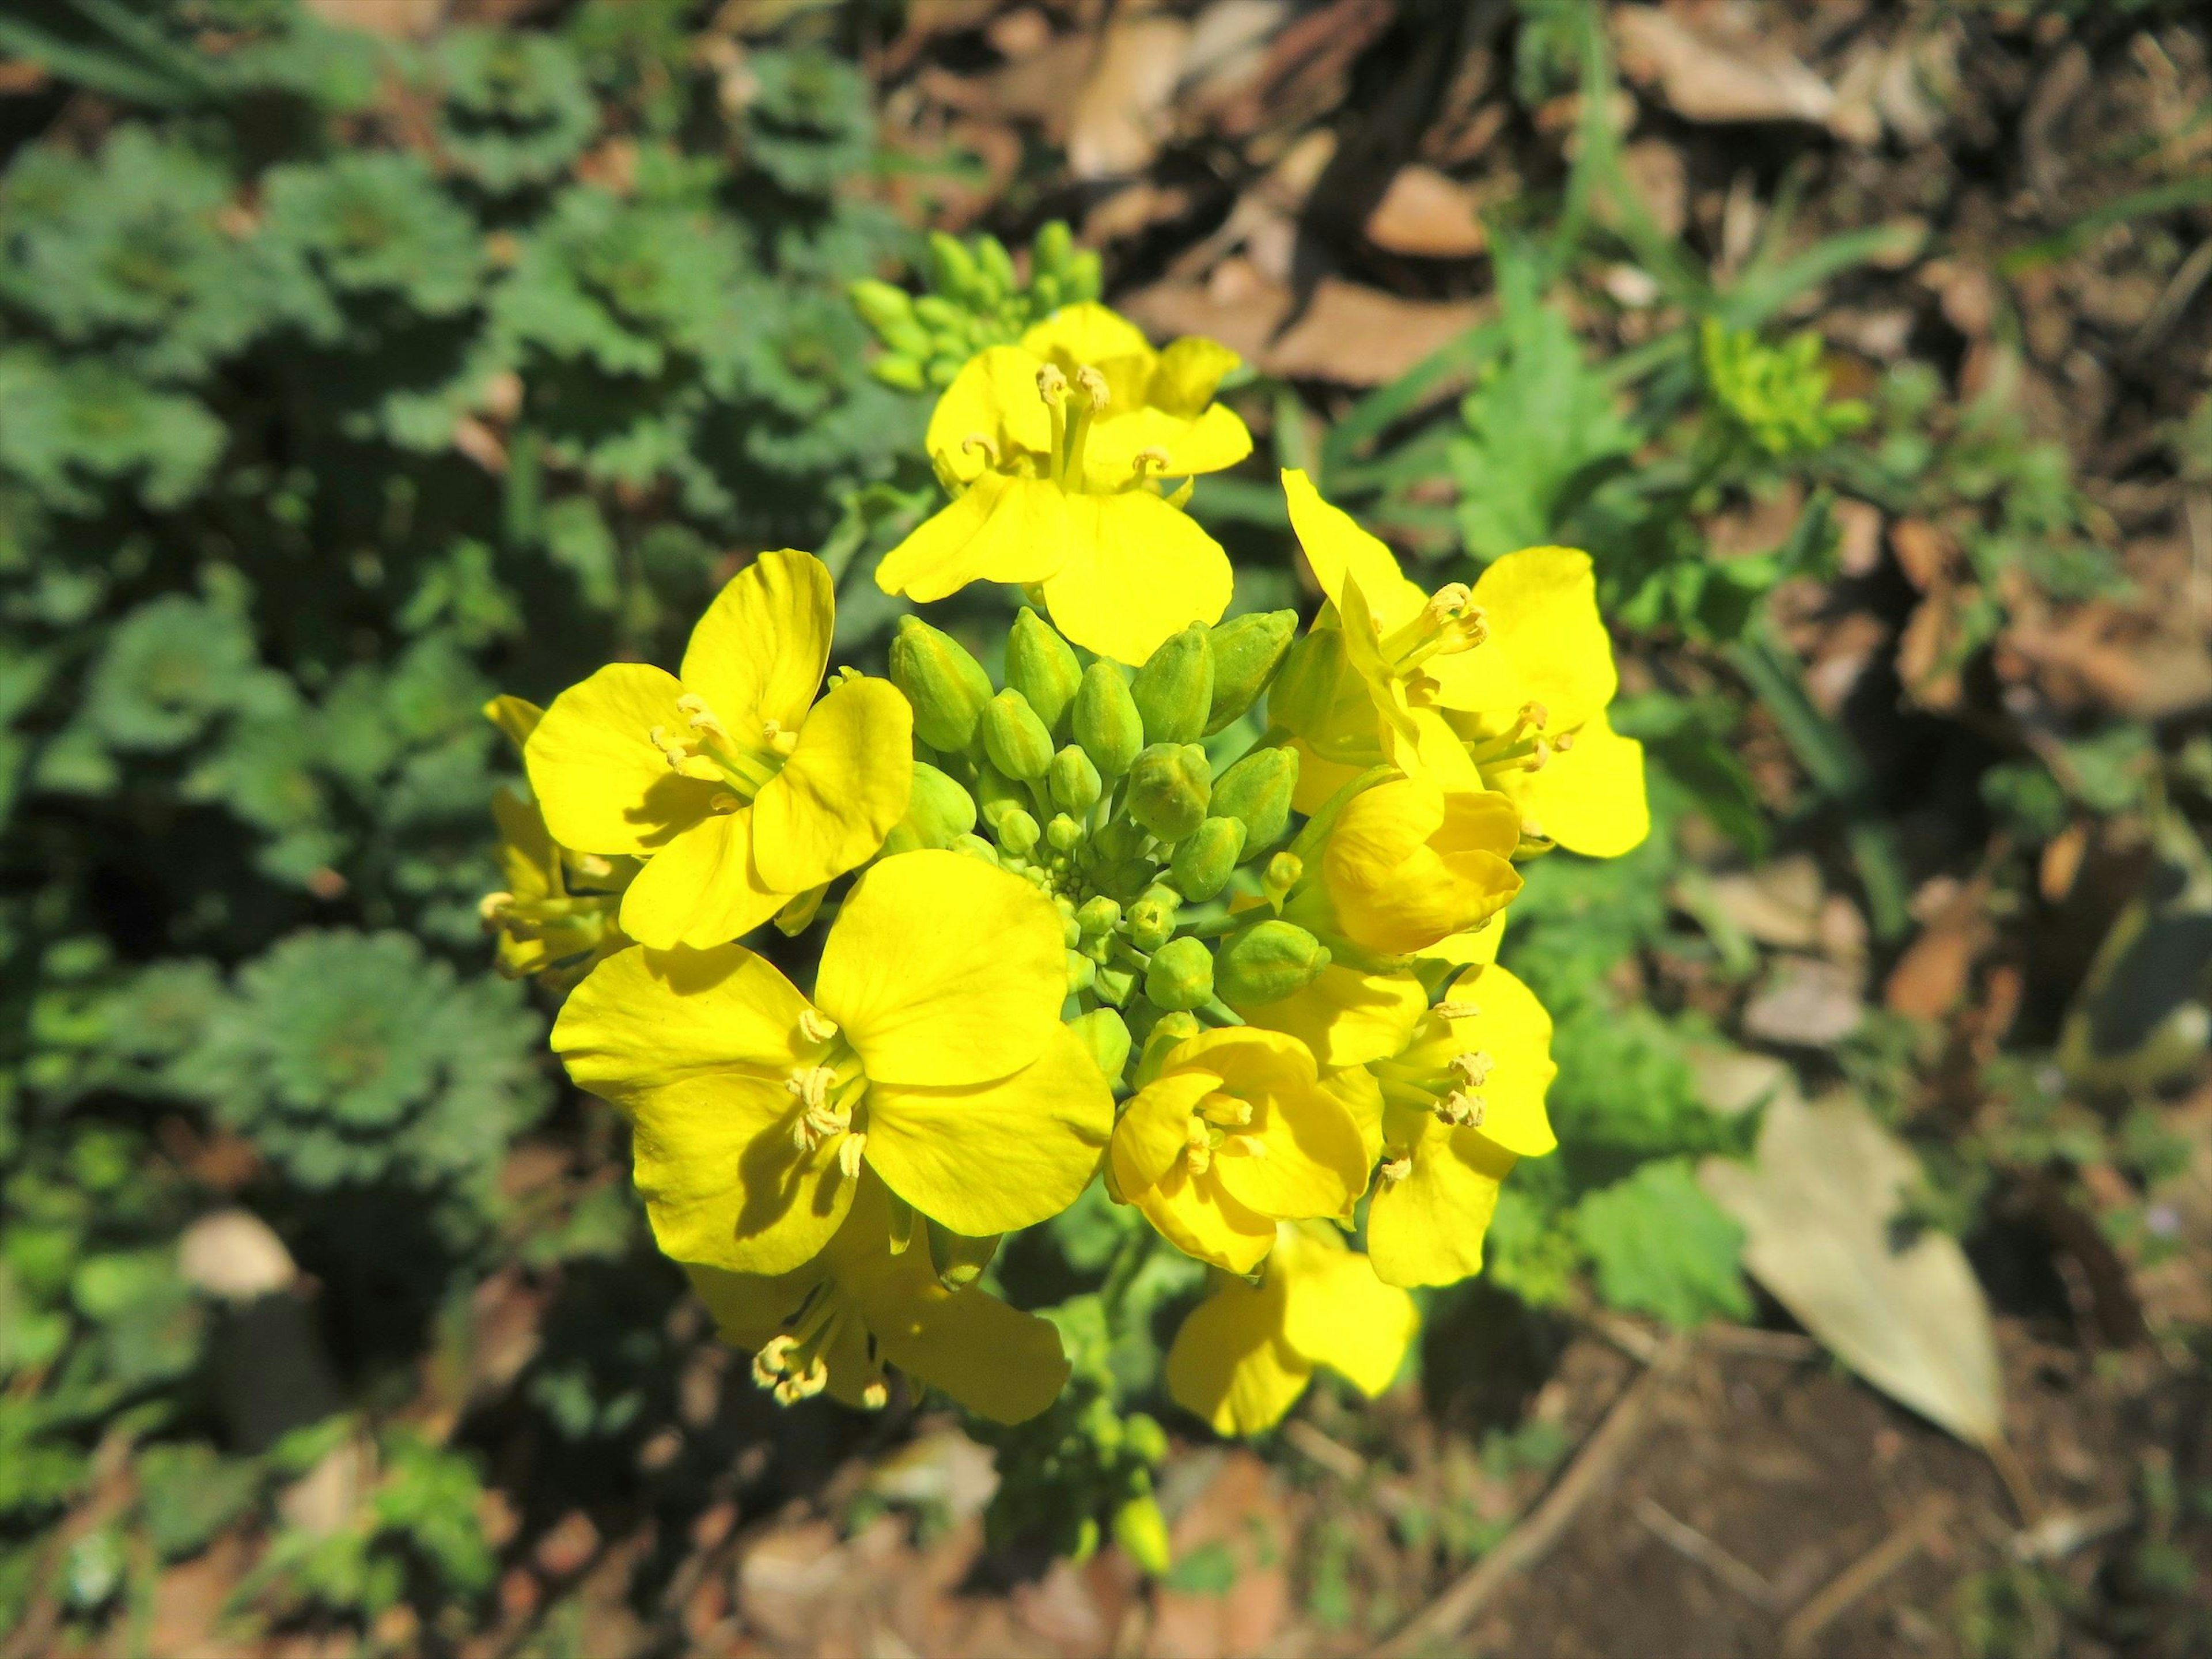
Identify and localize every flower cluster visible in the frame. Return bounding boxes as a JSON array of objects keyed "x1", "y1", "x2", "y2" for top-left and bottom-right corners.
[{"x1": 484, "y1": 302, "x2": 1648, "y2": 1442}]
